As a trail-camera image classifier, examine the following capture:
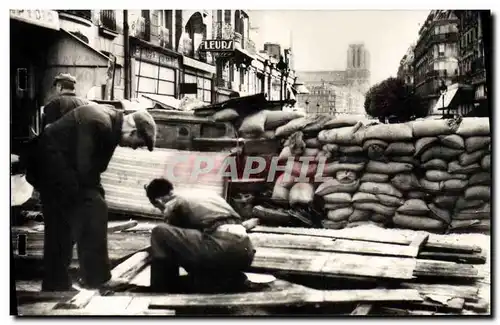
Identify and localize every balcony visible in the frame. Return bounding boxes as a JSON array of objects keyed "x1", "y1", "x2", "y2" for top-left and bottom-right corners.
[
  {"x1": 428, "y1": 32, "x2": 459, "y2": 44},
  {"x1": 158, "y1": 26, "x2": 170, "y2": 49},
  {"x1": 244, "y1": 38, "x2": 256, "y2": 55},
  {"x1": 214, "y1": 22, "x2": 235, "y2": 39},
  {"x1": 233, "y1": 32, "x2": 243, "y2": 49},
  {"x1": 57, "y1": 10, "x2": 92, "y2": 27},
  {"x1": 130, "y1": 16, "x2": 147, "y2": 41},
  {"x1": 98, "y1": 10, "x2": 117, "y2": 39}
]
